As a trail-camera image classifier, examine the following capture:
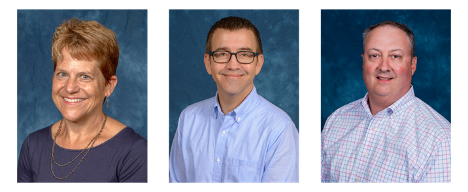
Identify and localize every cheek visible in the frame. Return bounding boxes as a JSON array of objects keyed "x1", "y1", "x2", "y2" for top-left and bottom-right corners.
[
  {"x1": 394, "y1": 66, "x2": 413, "y2": 80},
  {"x1": 362, "y1": 65, "x2": 375, "y2": 78}
]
